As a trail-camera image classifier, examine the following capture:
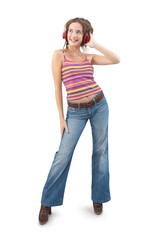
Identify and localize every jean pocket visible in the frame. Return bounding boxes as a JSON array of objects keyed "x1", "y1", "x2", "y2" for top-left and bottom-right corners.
[
  {"x1": 96, "y1": 96, "x2": 109, "y2": 111},
  {"x1": 67, "y1": 106, "x2": 78, "y2": 112},
  {"x1": 96, "y1": 95, "x2": 106, "y2": 106}
]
